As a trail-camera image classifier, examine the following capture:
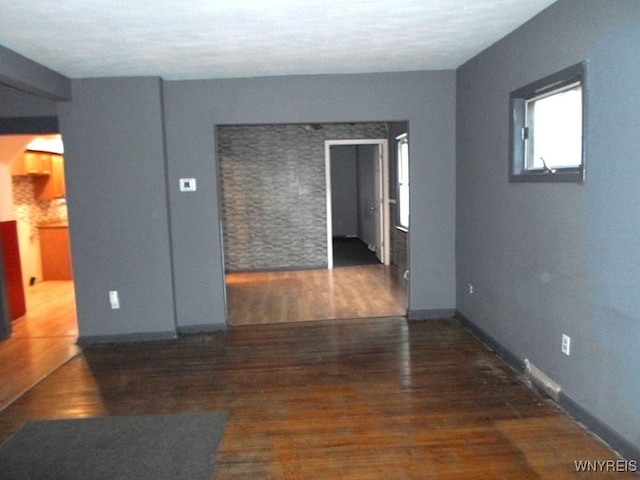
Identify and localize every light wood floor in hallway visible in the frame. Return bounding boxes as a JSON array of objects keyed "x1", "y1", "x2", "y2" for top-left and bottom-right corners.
[
  {"x1": 226, "y1": 265, "x2": 407, "y2": 326},
  {"x1": 0, "y1": 281, "x2": 79, "y2": 410},
  {"x1": 0, "y1": 317, "x2": 634, "y2": 478}
]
